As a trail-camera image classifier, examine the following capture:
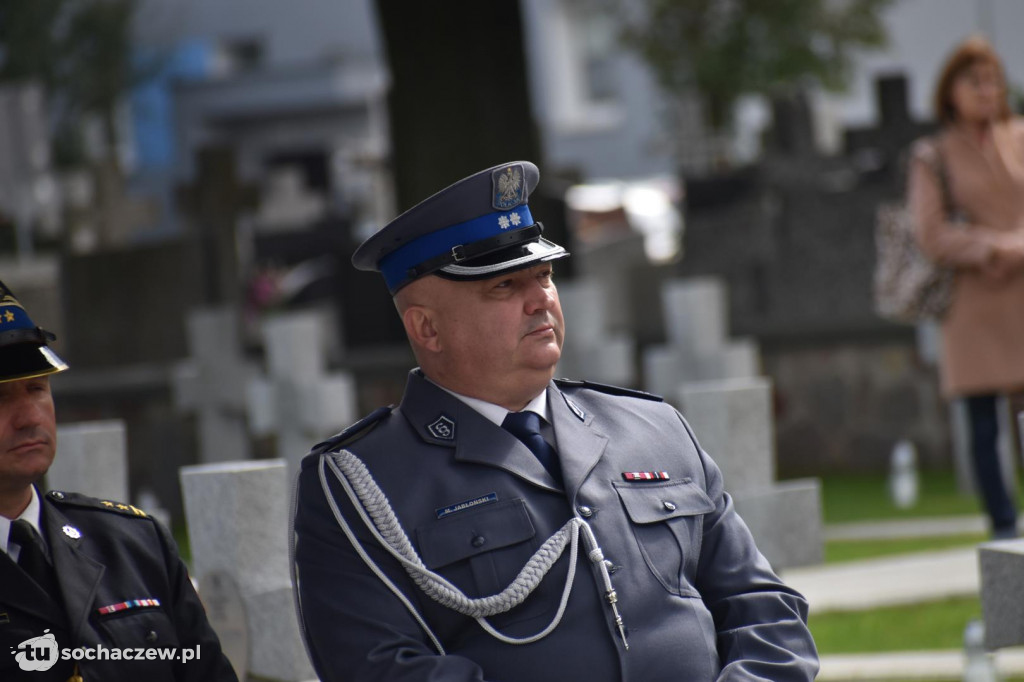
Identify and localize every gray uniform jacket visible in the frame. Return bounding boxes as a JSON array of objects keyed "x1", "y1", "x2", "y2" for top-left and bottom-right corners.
[{"x1": 293, "y1": 370, "x2": 818, "y2": 681}]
